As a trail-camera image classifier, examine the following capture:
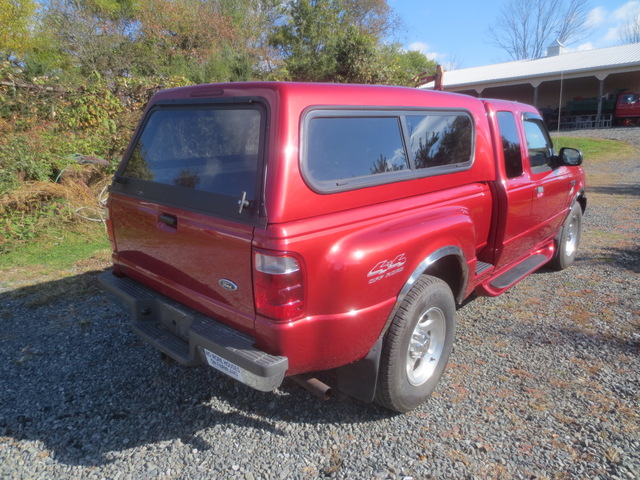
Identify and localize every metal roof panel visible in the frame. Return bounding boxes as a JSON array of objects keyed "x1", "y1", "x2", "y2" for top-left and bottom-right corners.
[{"x1": 423, "y1": 43, "x2": 640, "y2": 89}]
